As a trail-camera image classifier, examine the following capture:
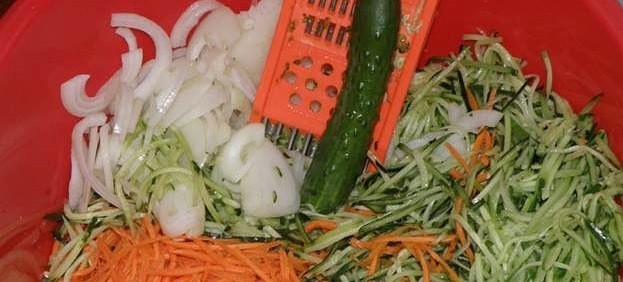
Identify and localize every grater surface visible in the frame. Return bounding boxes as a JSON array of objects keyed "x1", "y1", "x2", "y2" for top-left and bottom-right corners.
[{"x1": 252, "y1": 0, "x2": 439, "y2": 161}]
